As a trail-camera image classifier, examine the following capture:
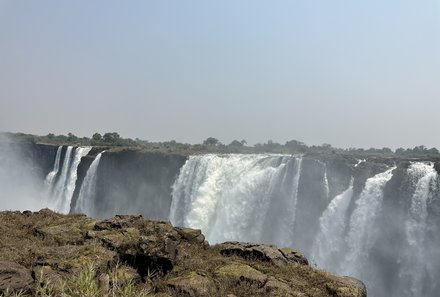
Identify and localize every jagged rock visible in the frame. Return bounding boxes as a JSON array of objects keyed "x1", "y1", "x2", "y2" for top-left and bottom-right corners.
[
  {"x1": 92, "y1": 217, "x2": 179, "y2": 277},
  {"x1": 167, "y1": 272, "x2": 215, "y2": 296},
  {"x1": 326, "y1": 275, "x2": 367, "y2": 297},
  {"x1": 219, "y1": 241, "x2": 308, "y2": 266},
  {"x1": 279, "y1": 247, "x2": 309, "y2": 265},
  {"x1": 0, "y1": 261, "x2": 33, "y2": 293},
  {"x1": 175, "y1": 227, "x2": 206, "y2": 244},
  {"x1": 215, "y1": 263, "x2": 268, "y2": 287},
  {"x1": 94, "y1": 215, "x2": 143, "y2": 230},
  {"x1": 97, "y1": 227, "x2": 140, "y2": 251}
]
